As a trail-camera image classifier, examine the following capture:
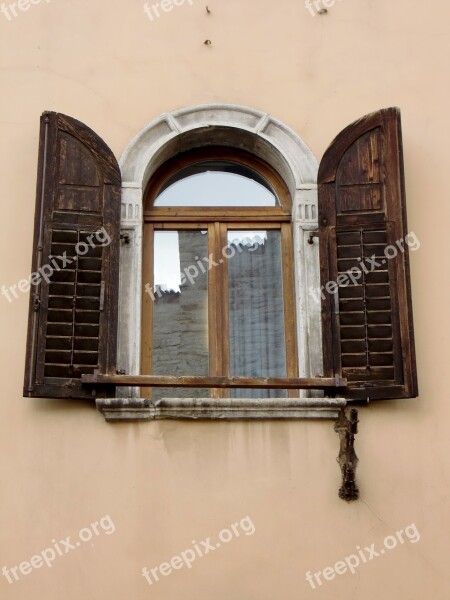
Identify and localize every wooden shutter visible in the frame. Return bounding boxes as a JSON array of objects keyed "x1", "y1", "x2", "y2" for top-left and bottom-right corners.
[
  {"x1": 318, "y1": 107, "x2": 418, "y2": 401},
  {"x1": 23, "y1": 112, "x2": 121, "y2": 399}
]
